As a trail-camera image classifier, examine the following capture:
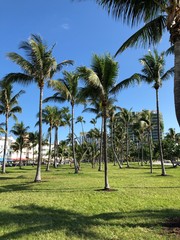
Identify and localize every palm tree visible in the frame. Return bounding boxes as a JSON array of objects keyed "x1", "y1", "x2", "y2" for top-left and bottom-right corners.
[
  {"x1": 140, "y1": 110, "x2": 154, "y2": 173},
  {"x1": 41, "y1": 106, "x2": 59, "y2": 171},
  {"x1": 45, "y1": 71, "x2": 81, "y2": 173},
  {"x1": 117, "y1": 108, "x2": 134, "y2": 168},
  {"x1": 78, "y1": 53, "x2": 139, "y2": 190},
  {"x1": 76, "y1": 116, "x2": 86, "y2": 142},
  {"x1": 138, "y1": 49, "x2": 174, "y2": 175},
  {"x1": 4, "y1": 34, "x2": 73, "y2": 181},
  {"x1": 90, "y1": 1, "x2": 180, "y2": 127},
  {"x1": 10, "y1": 121, "x2": 30, "y2": 169},
  {"x1": 28, "y1": 131, "x2": 38, "y2": 166},
  {"x1": 108, "y1": 105, "x2": 123, "y2": 168},
  {"x1": 52, "y1": 107, "x2": 68, "y2": 168},
  {"x1": 0, "y1": 82, "x2": 24, "y2": 173}
]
